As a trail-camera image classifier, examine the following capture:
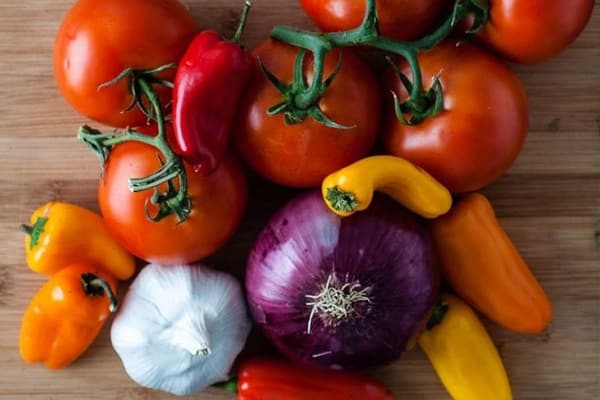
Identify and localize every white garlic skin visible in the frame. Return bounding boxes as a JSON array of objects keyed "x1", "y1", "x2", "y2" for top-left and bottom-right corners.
[{"x1": 110, "y1": 263, "x2": 252, "y2": 396}]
